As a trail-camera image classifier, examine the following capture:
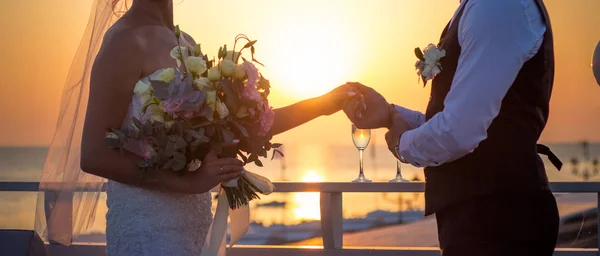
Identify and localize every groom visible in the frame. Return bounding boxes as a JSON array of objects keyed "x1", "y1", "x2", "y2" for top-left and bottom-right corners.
[{"x1": 345, "y1": 0, "x2": 562, "y2": 255}]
